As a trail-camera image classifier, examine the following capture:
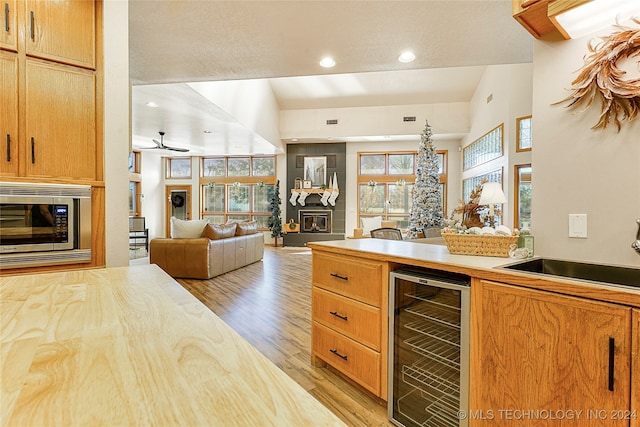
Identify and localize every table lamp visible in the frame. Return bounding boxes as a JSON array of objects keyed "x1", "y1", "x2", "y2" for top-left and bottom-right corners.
[{"x1": 479, "y1": 182, "x2": 507, "y2": 227}]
